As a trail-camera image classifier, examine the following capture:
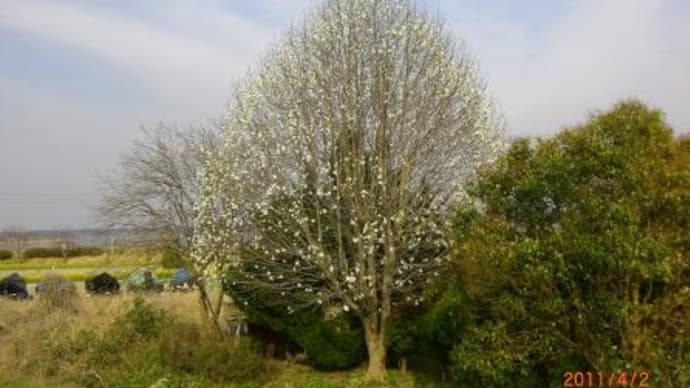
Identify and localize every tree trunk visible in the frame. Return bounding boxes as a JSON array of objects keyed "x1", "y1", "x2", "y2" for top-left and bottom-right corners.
[
  {"x1": 363, "y1": 320, "x2": 387, "y2": 382},
  {"x1": 197, "y1": 285, "x2": 225, "y2": 339}
]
